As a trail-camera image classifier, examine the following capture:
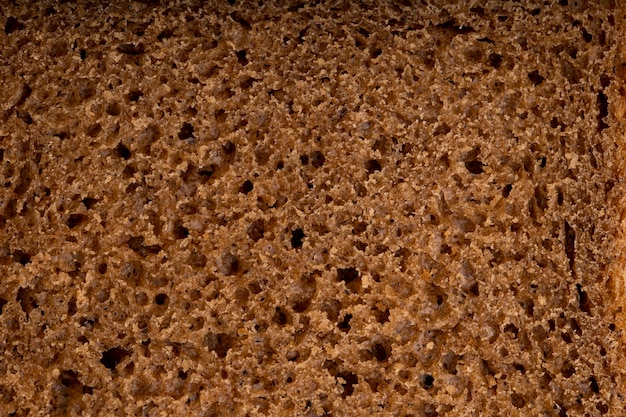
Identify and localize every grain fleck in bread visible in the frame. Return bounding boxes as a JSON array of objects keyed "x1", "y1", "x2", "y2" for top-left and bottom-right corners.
[{"x1": 1, "y1": 1, "x2": 626, "y2": 416}]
